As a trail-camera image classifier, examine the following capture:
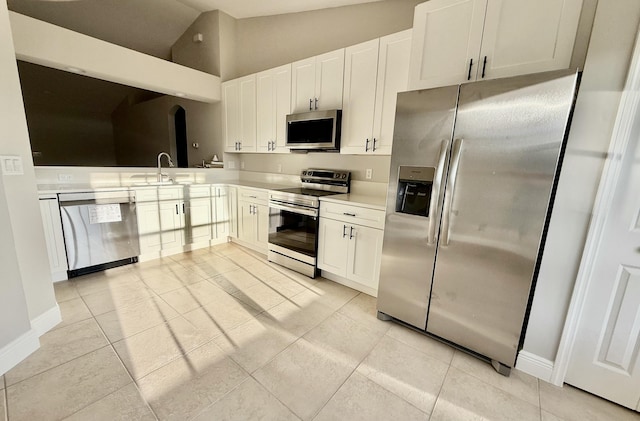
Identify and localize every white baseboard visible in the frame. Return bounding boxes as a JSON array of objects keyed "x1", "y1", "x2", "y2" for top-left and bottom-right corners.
[
  {"x1": 0, "y1": 329, "x2": 40, "y2": 376},
  {"x1": 30, "y1": 304, "x2": 61, "y2": 336},
  {"x1": 516, "y1": 351, "x2": 554, "y2": 383},
  {"x1": 51, "y1": 271, "x2": 68, "y2": 283}
]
